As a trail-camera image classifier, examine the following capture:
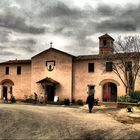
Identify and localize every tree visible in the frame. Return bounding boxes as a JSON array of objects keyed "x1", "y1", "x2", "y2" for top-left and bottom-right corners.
[{"x1": 103, "y1": 36, "x2": 140, "y2": 96}]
